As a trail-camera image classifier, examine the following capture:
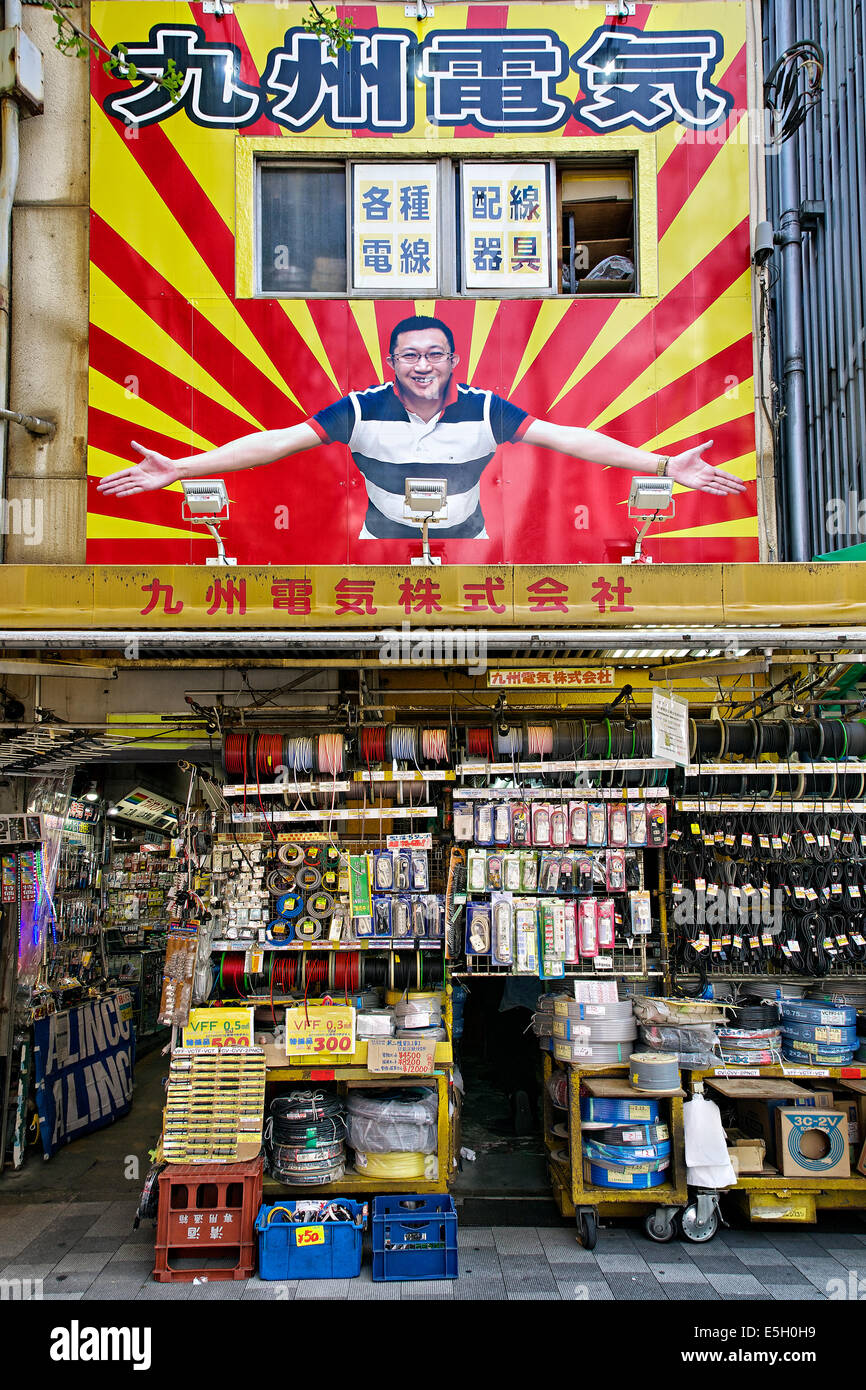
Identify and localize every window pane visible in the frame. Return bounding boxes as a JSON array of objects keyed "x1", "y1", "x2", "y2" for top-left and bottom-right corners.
[
  {"x1": 352, "y1": 163, "x2": 439, "y2": 292},
  {"x1": 461, "y1": 162, "x2": 551, "y2": 291},
  {"x1": 560, "y1": 165, "x2": 635, "y2": 295},
  {"x1": 259, "y1": 165, "x2": 346, "y2": 294}
]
